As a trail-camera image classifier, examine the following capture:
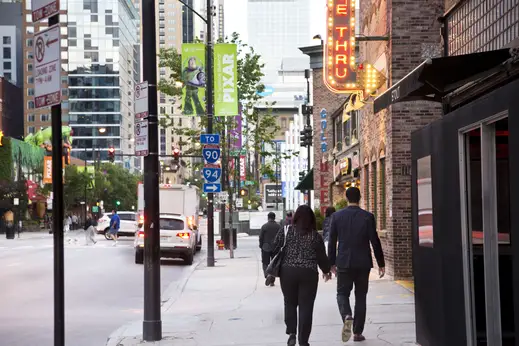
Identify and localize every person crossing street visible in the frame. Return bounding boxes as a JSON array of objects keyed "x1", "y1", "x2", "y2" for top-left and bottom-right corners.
[{"x1": 109, "y1": 210, "x2": 120, "y2": 246}]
